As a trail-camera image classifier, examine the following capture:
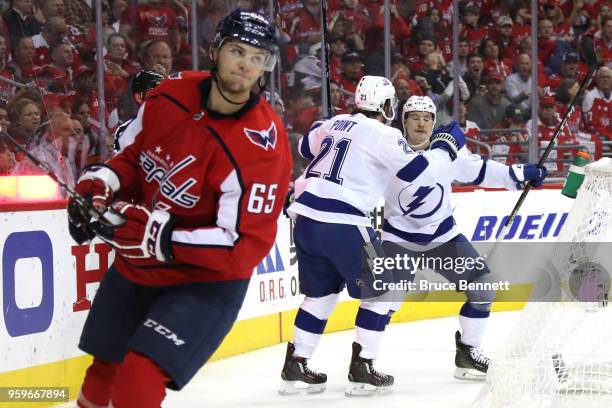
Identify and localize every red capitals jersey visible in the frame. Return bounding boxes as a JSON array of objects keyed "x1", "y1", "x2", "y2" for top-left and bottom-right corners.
[
  {"x1": 107, "y1": 71, "x2": 292, "y2": 286},
  {"x1": 583, "y1": 87, "x2": 612, "y2": 139},
  {"x1": 121, "y1": 5, "x2": 178, "y2": 44}
]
